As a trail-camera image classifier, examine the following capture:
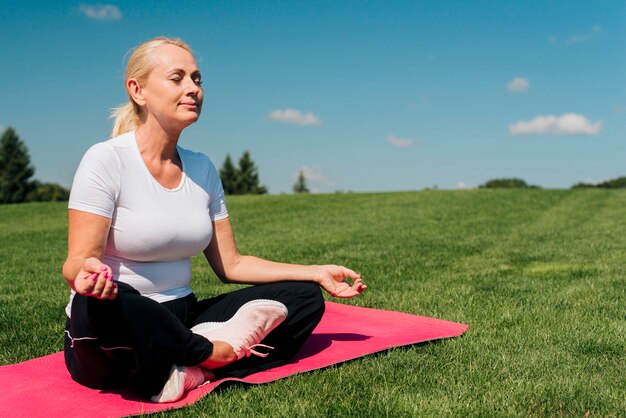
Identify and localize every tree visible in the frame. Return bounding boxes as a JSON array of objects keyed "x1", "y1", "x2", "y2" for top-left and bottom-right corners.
[
  {"x1": 293, "y1": 170, "x2": 310, "y2": 194},
  {"x1": 0, "y1": 127, "x2": 35, "y2": 203},
  {"x1": 479, "y1": 178, "x2": 540, "y2": 189},
  {"x1": 236, "y1": 151, "x2": 267, "y2": 194},
  {"x1": 219, "y1": 151, "x2": 268, "y2": 195},
  {"x1": 219, "y1": 153, "x2": 237, "y2": 195}
]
